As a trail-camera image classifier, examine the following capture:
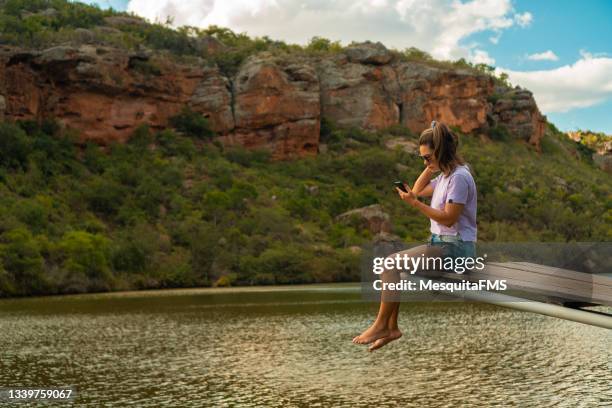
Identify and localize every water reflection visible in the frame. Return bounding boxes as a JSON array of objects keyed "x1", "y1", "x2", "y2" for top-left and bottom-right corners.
[{"x1": 1, "y1": 284, "x2": 610, "y2": 407}]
